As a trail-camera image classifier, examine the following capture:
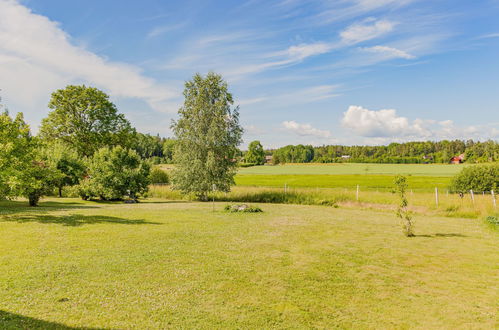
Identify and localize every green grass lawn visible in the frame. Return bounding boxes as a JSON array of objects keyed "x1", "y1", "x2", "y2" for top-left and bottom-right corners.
[
  {"x1": 238, "y1": 163, "x2": 469, "y2": 176},
  {"x1": 1, "y1": 198, "x2": 497, "y2": 329}
]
